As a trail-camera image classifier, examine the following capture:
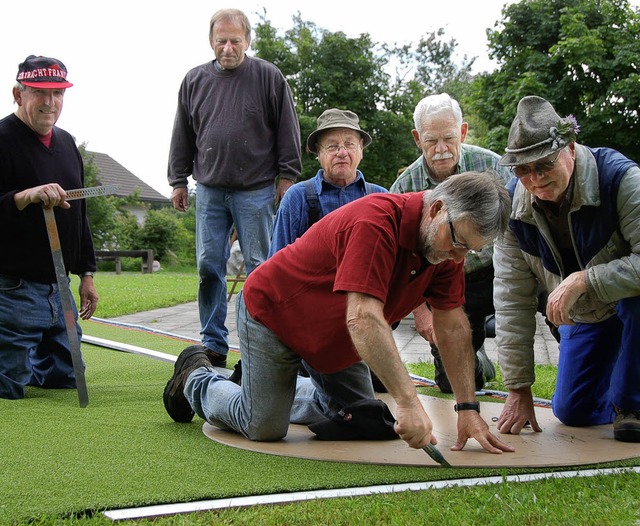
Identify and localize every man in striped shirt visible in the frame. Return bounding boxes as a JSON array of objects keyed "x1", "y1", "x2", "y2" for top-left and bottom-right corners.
[{"x1": 391, "y1": 93, "x2": 512, "y2": 393}]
